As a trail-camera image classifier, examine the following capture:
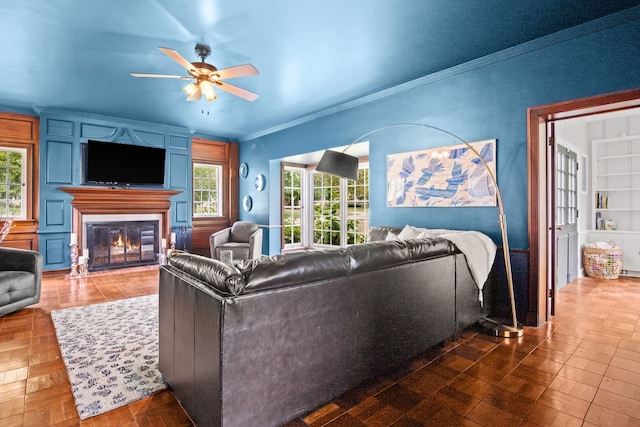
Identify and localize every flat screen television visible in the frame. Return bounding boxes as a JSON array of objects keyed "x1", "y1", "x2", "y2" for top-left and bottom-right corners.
[{"x1": 83, "y1": 140, "x2": 166, "y2": 186}]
